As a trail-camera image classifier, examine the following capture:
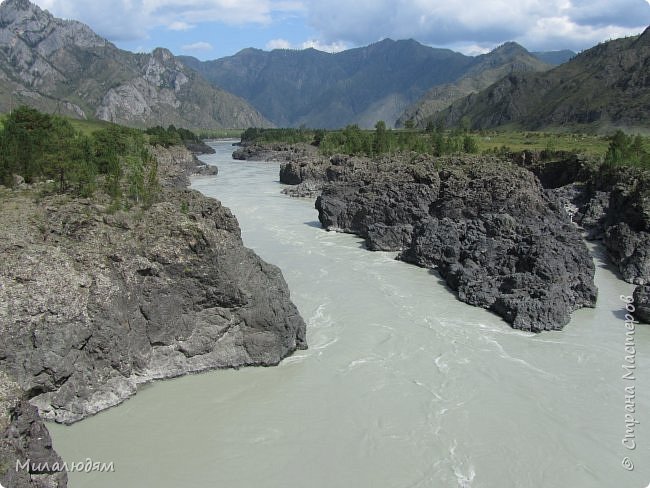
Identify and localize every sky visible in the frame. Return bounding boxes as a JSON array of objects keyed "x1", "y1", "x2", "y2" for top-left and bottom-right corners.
[{"x1": 32, "y1": 0, "x2": 650, "y2": 60}]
